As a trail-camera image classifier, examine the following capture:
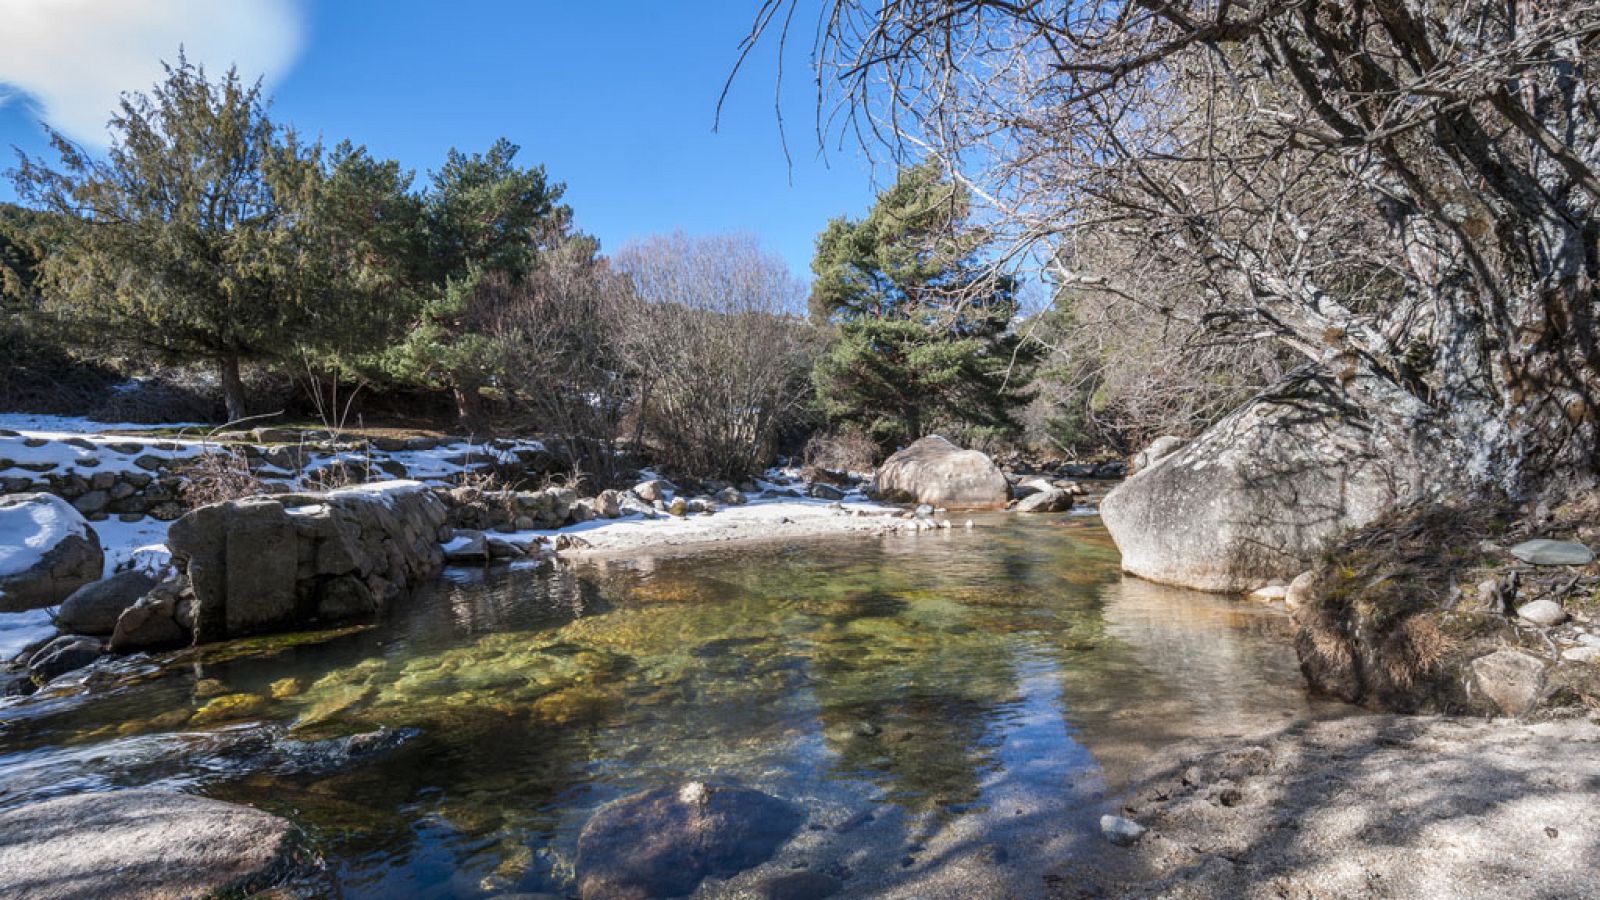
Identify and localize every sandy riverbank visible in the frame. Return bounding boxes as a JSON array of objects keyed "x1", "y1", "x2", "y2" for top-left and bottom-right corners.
[{"x1": 1055, "y1": 713, "x2": 1600, "y2": 899}]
